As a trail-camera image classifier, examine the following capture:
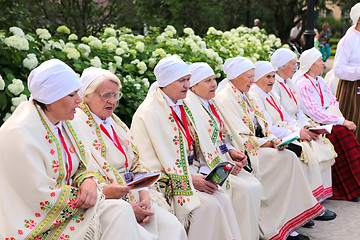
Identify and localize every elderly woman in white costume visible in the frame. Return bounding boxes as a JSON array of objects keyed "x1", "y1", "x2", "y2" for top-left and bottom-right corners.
[
  {"x1": 295, "y1": 47, "x2": 360, "y2": 201},
  {"x1": 131, "y1": 56, "x2": 241, "y2": 240},
  {"x1": 250, "y1": 61, "x2": 338, "y2": 225},
  {"x1": 72, "y1": 67, "x2": 187, "y2": 240},
  {"x1": 214, "y1": 57, "x2": 325, "y2": 240},
  {"x1": 271, "y1": 48, "x2": 337, "y2": 202},
  {"x1": 183, "y1": 62, "x2": 262, "y2": 240},
  {"x1": 334, "y1": 3, "x2": 360, "y2": 142},
  {"x1": 0, "y1": 59, "x2": 145, "y2": 239}
]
